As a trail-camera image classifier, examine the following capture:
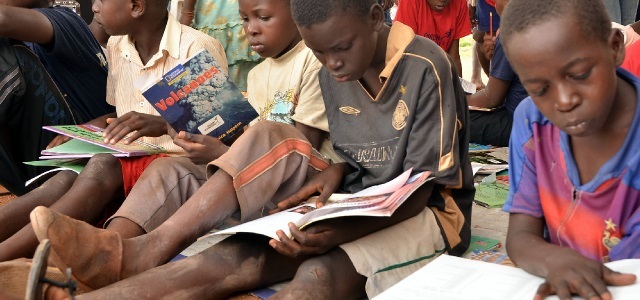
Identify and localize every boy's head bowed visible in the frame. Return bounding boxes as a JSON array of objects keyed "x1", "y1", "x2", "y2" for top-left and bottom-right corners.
[
  {"x1": 290, "y1": 0, "x2": 376, "y2": 28},
  {"x1": 500, "y1": 0, "x2": 611, "y2": 47}
]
